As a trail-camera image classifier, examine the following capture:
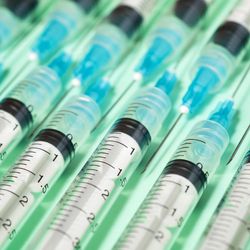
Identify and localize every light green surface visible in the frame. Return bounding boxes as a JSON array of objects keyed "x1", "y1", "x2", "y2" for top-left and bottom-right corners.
[{"x1": 0, "y1": 0, "x2": 249, "y2": 249}]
